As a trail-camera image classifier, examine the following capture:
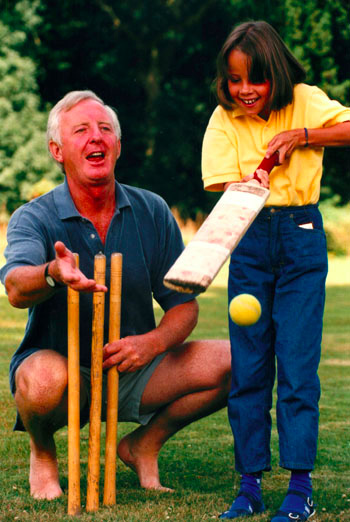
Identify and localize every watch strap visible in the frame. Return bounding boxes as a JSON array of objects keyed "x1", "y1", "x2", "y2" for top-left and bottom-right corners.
[{"x1": 44, "y1": 262, "x2": 65, "y2": 288}]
